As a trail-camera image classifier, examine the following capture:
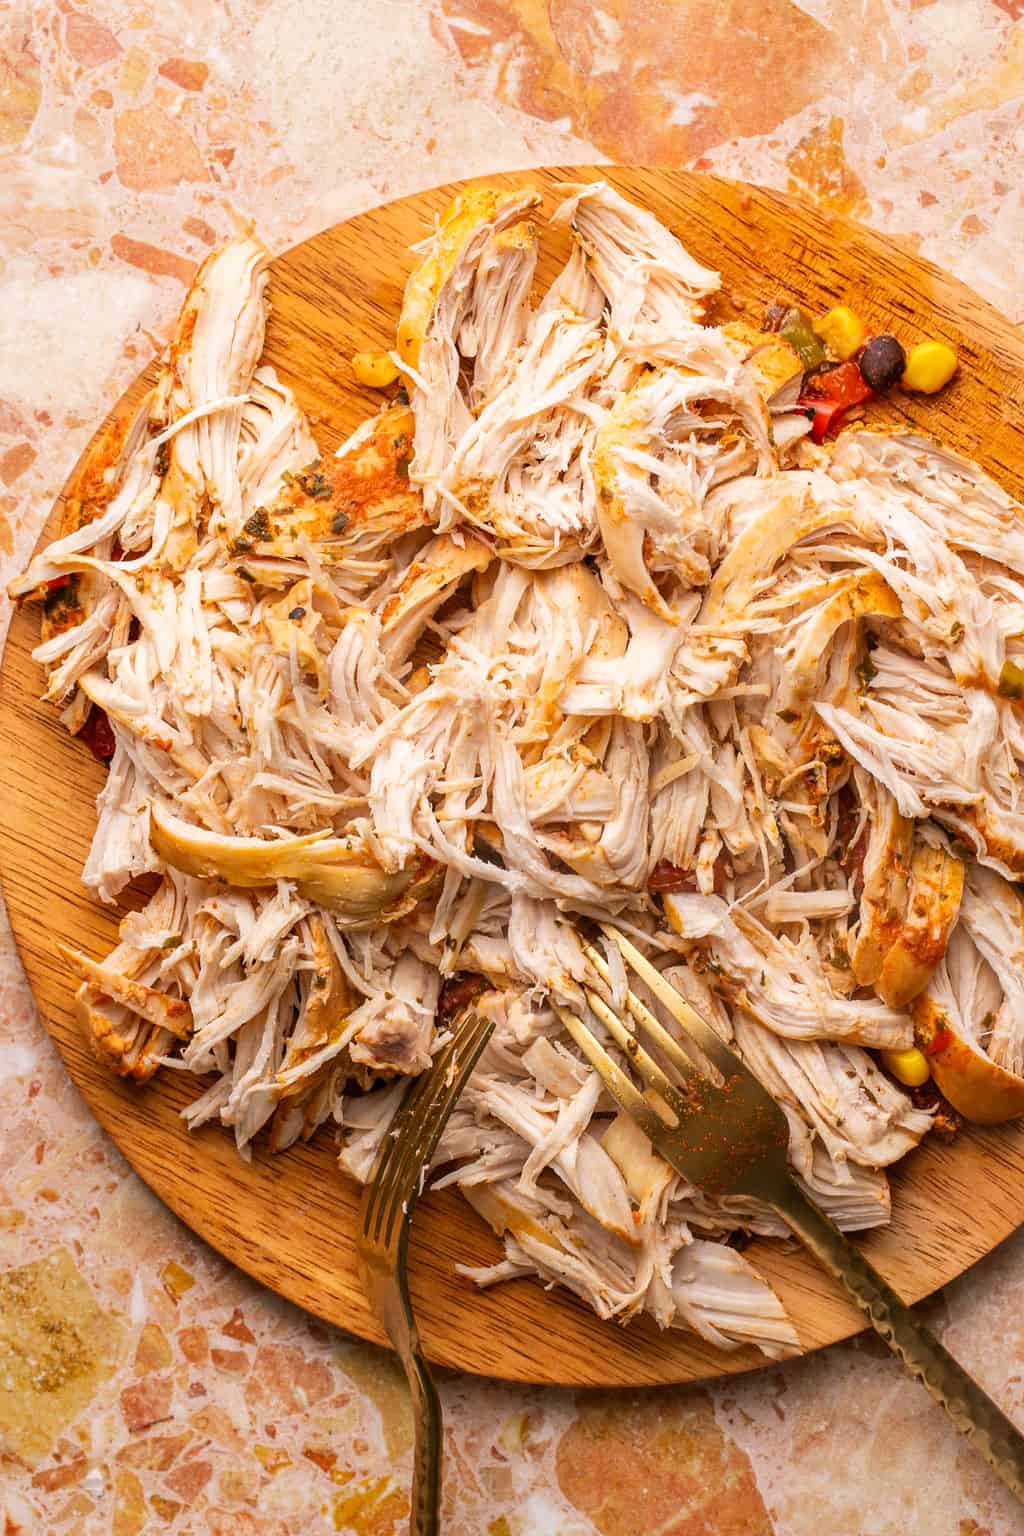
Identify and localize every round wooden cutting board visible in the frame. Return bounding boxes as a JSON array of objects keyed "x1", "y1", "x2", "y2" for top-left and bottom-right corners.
[{"x1": 4, "y1": 166, "x2": 1024, "y2": 1389}]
